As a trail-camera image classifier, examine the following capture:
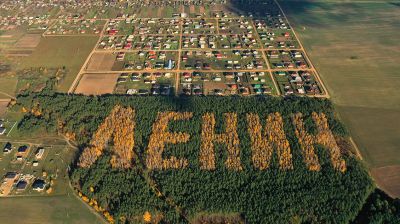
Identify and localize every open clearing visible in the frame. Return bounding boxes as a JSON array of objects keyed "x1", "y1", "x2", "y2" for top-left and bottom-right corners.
[
  {"x1": 0, "y1": 76, "x2": 18, "y2": 99},
  {"x1": 0, "y1": 100, "x2": 9, "y2": 116},
  {"x1": 86, "y1": 52, "x2": 116, "y2": 71},
  {"x1": 14, "y1": 34, "x2": 41, "y2": 49},
  {"x1": 17, "y1": 36, "x2": 98, "y2": 92},
  {"x1": 279, "y1": 0, "x2": 400, "y2": 196},
  {"x1": 0, "y1": 193, "x2": 105, "y2": 224},
  {"x1": 75, "y1": 73, "x2": 120, "y2": 95},
  {"x1": 371, "y1": 166, "x2": 400, "y2": 198}
]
